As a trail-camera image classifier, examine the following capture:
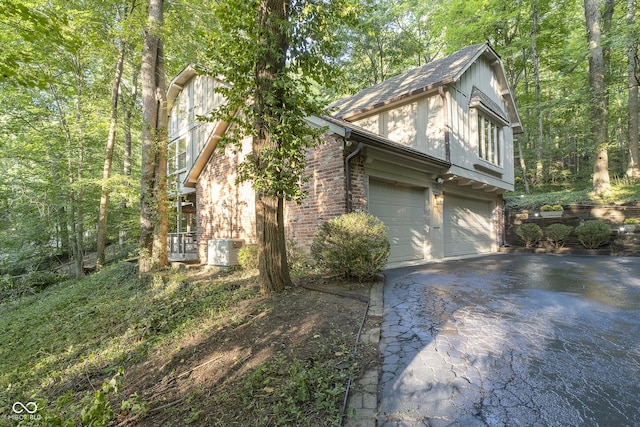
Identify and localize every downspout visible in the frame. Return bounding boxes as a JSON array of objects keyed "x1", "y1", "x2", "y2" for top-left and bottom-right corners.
[
  {"x1": 439, "y1": 85, "x2": 451, "y2": 163},
  {"x1": 344, "y1": 140, "x2": 364, "y2": 213}
]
